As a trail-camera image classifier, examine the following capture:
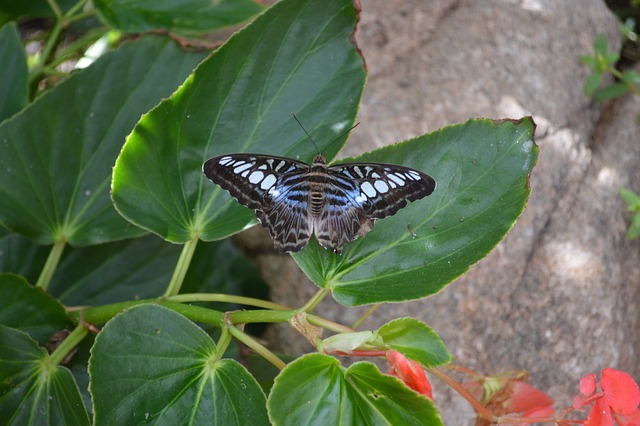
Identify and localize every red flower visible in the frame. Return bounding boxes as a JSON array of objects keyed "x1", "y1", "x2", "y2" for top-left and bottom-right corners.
[
  {"x1": 581, "y1": 369, "x2": 640, "y2": 426},
  {"x1": 386, "y1": 350, "x2": 433, "y2": 399}
]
